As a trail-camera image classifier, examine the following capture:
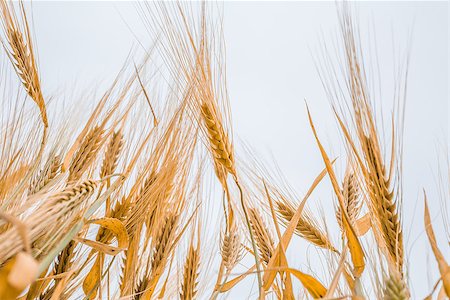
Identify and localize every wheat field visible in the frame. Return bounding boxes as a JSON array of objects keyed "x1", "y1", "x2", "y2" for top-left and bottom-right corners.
[{"x1": 0, "y1": 1, "x2": 448, "y2": 299}]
